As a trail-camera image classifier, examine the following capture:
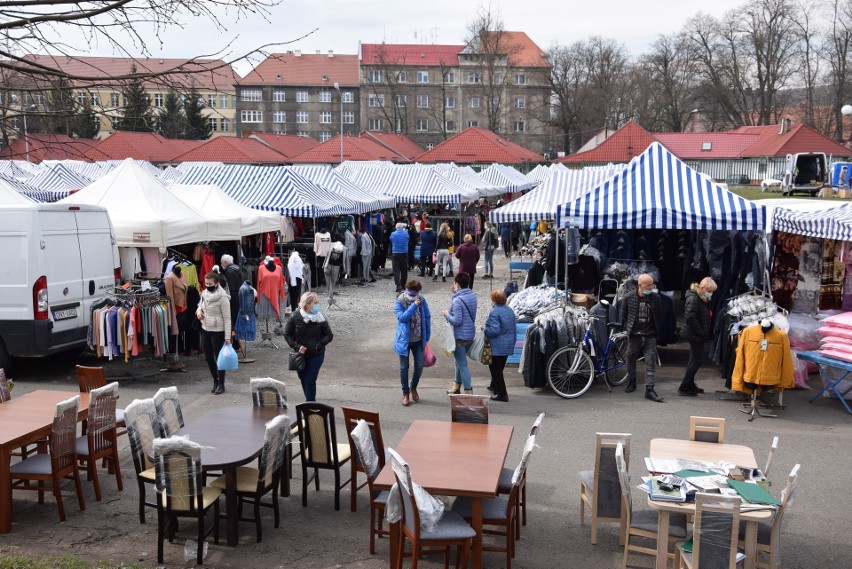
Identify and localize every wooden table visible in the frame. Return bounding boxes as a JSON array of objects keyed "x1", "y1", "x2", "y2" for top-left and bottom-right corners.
[
  {"x1": 373, "y1": 420, "x2": 514, "y2": 569},
  {"x1": 178, "y1": 406, "x2": 293, "y2": 547},
  {"x1": 647, "y1": 438, "x2": 773, "y2": 569},
  {"x1": 0, "y1": 390, "x2": 90, "y2": 534}
]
